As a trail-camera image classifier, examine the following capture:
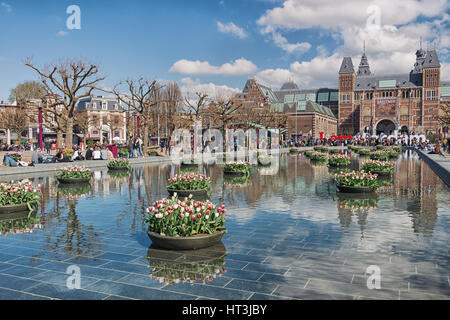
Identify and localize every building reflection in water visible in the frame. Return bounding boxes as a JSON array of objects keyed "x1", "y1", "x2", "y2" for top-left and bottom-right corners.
[{"x1": 7, "y1": 150, "x2": 446, "y2": 261}]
